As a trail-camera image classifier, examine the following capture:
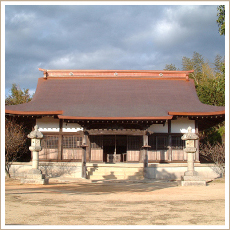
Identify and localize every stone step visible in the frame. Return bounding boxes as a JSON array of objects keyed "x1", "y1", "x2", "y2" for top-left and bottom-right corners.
[
  {"x1": 87, "y1": 166, "x2": 144, "y2": 180},
  {"x1": 21, "y1": 178, "x2": 49, "y2": 185},
  {"x1": 89, "y1": 175, "x2": 127, "y2": 180},
  {"x1": 89, "y1": 175, "x2": 144, "y2": 180},
  {"x1": 21, "y1": 168, "x2": 49, "y2": 184},
  {"x1": 88, "y1": 170, "x2": 144, "y2": 176},
  {"x1": 24, "y1": 173, "x2": 46, "y2": 180}
]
